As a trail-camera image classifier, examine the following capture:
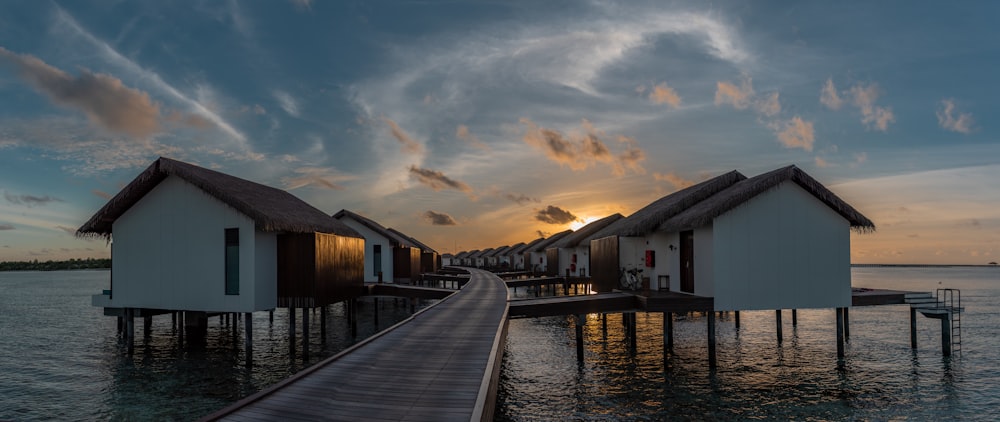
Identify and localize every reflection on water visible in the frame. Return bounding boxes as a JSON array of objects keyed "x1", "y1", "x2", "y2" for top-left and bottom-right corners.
[
  {"x1": 0, "y1": 270, "x2": 431, "y2": 421},
  {"x1": 497, "y1": 267, "x2": 1000, "y2": 420}
]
